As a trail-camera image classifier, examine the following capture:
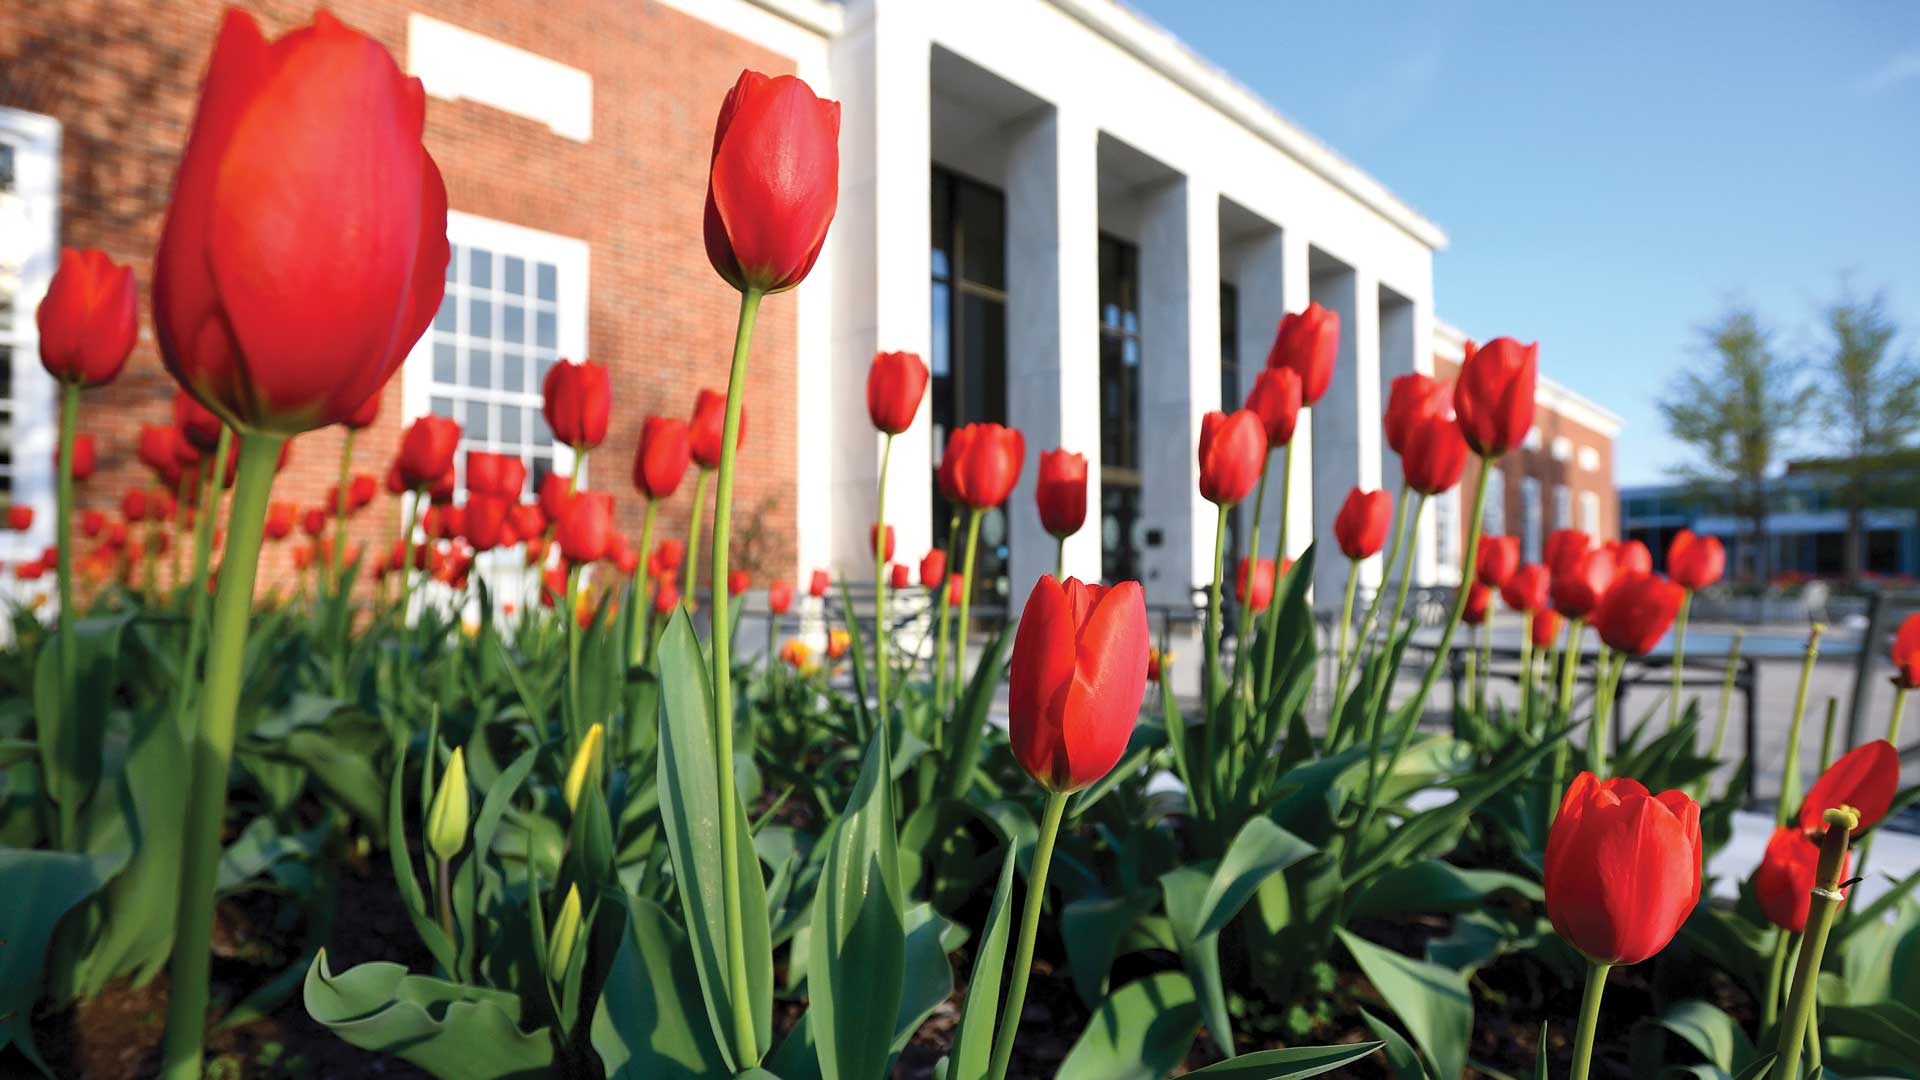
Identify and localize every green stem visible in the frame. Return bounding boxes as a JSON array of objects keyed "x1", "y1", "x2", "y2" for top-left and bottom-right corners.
[
  {"x1": 1774, "y1": 813, "x2": 1854, "y2": 1080},
  {"x1": 934, "y1": 509, "x2": 959, "y2": 711},
  {"x1": 950, "y1": 507, "x2": 983, "y2": 730},
  {"x1": 711, "y1": 287, "x2": 763, "y2": 1067},
  {"x1": 1890, "y1": 685, "x2": 1910, "y2": 746},
  {"x1": 1519, "y1": 611, "x2": 1535, "y2": 734},
  {"x1": 1588, "y1": 649, "x2": 1624, "y2": 776},
  {"x1": 985, "y1": 790, "x2": 1069, "y2": 1080},
  {"x1": 1569, "y1": 961, "x2": 1612, "y2": 1080},
  {"x1": 1256, "y1": 443, "x2": 1293, "y2": 702},
  {"x1": 566, "y1": 564, "x2": 583, "y2": 745},
  {"x1": 173, "y1": 429, "x2": 231, "y2": 746},
  {"x1": 874, "y1": 432, "x2": 894, "y2": 734},
  {"x1": 1202, "y1": 502, "x2": 1230, "y2": 819},
  {"x1": 160, "y1": 429, "x2": 285, "y2": 1080},
  {"x1": 1704, "y1": 628, "x2": 1745, "y2": 798},
  {"x1": 1762, "y1": 928, "x2": 1790, "y2": 1031},
  {"x1": 1777, "y1": 625, "x2": 1826, "y2": 828},
  {"x1": 1477, "y1": 615, "x2": 1493, "y2": 718},
  {"x1": 1334, "y1": 488, "x2": 1411, "y2": 705},
  {"x1": 435, "y1": 856, "x2": 456, "y2": 949},
  {"x1": 1234, "y1": 451, "x2": 1271, "y2": 698},
  {"x1": 53, "y1": 381, "x2": 79, "y2": 845},
  {"x1": 626, "y1": 499, "x2": 657, "y2": 666},
  {"x1": 332, "y1": 429, "x2": 354, "y2": 588},
  {"x1": 1324, "y1": 560, "x2": 1360, "y2": 749},
  {"x1": 1054, "y1": 535, "x2": 1065, "y2": 581},
  {"x1": 1668, "y1": 590, "x2": 1692, "y2": 729},
  {"x1": 685, "y1": 468, "x2": 711, "y2": 613}
]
